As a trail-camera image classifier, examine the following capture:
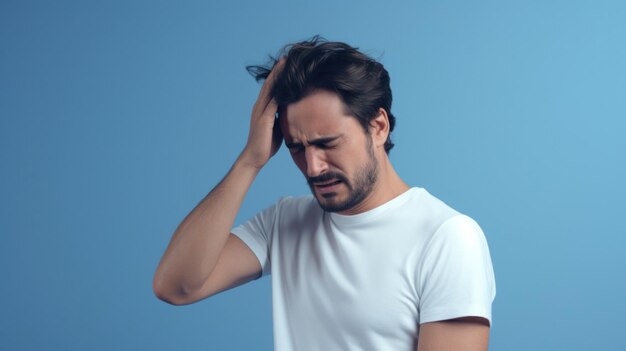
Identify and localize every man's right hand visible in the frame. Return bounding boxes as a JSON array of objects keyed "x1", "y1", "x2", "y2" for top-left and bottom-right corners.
[{"x1": 240, "y1": 59, "x2": 286, "y2": 169}]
